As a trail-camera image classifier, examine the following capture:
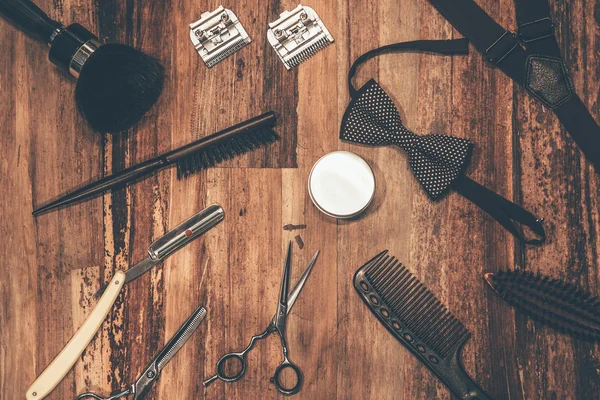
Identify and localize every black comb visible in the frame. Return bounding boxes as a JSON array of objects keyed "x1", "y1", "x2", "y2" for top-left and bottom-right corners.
[
  {"x1": 33, "y1": 112, "x2": 279, "y2": 215},
  {"x1": 485, "y1": 270, "x2": 600, "y2": 341},
  {"x1": 354, "y1": 250, "x2": 492, "y2": 400}
]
